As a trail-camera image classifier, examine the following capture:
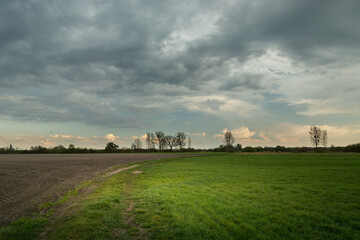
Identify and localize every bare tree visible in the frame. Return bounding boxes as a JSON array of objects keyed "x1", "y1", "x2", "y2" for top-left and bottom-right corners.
[
  {"x1": 155, "y1": 131, "x2": 166, "y2": 151},
  {"x1": 309, "y1": 126, "x2": 322, "y2": 148},
  {"x1": 321, "y1": 130, "x2": 328, "y2": 148},
  {"x1": 224, "y1": 131, "x2": 235, "y2": 148},
  {"x1": 175, "y1": 132, "x2": 187, "y2": 150},
  {"x1": 165, "y1": 135, "x2": 176, "y2": 151},
  {"x1": 188, "y1": 137, "x2": 192, "y2": 149},
  {"x1": 132, "y1": 138, "x2": 142, "y2": 150},
  {"x1": 145, "y1": 132, "x2": 151, "y2": 149},
  {"x1": 145, "y1": 132, "x2": 156, "y2": 149}
]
